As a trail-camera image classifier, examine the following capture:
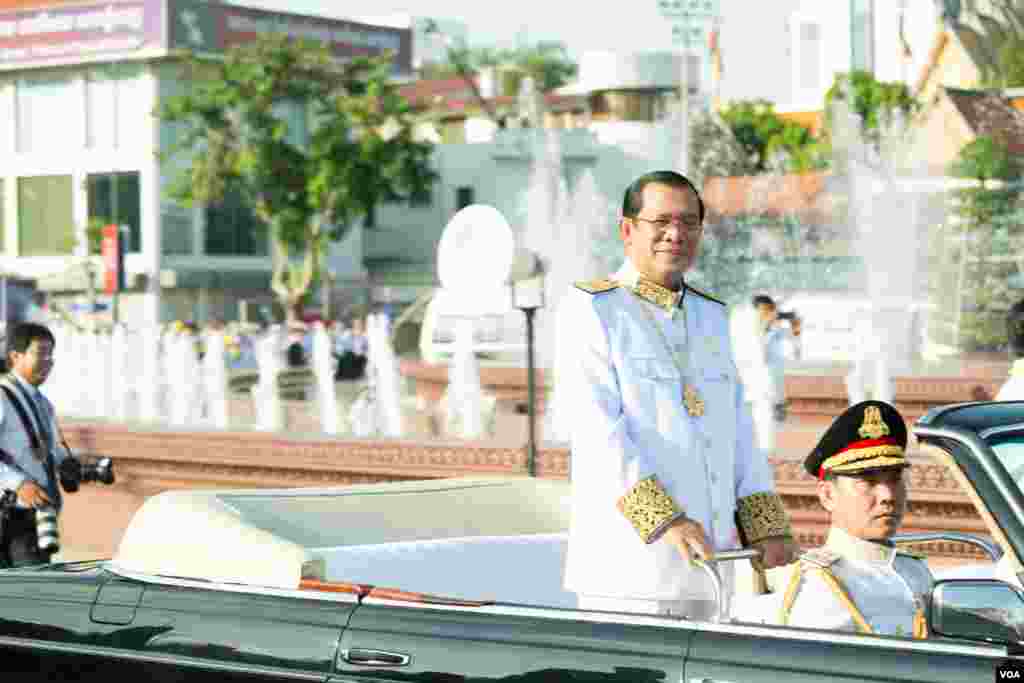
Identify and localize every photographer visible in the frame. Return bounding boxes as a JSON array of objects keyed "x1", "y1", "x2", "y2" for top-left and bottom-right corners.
[
  {"x1": 748, "y1": 295, "x2": 802, "y2": 452},
  {"x1": 0, "y1": 323, "x2": 85, "y2": 567}
]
